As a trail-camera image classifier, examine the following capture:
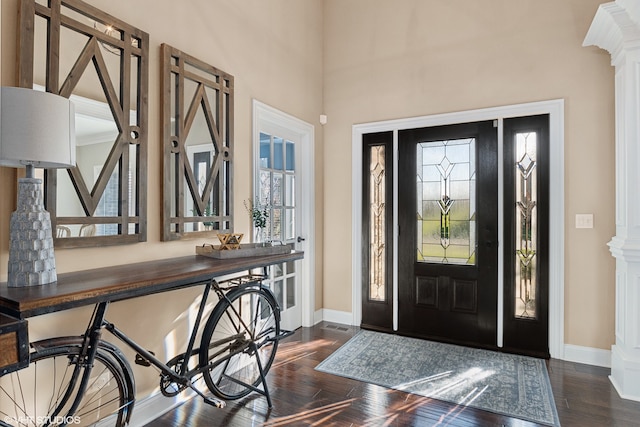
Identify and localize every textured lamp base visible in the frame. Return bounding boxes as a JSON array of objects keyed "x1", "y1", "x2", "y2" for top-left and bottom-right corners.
[{"x1": 8, "y1": 177, "x2": 57, "y2": 287}]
